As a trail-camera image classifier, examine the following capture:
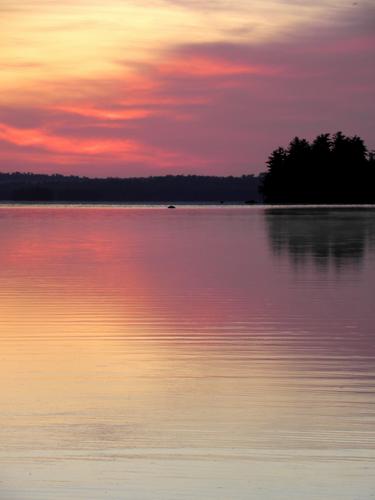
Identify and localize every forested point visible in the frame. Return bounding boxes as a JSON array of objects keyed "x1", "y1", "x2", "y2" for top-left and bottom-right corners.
[
  {"x1": 260, "y1": 132, "x2": 375, "y2": 204},
  {"x1": 1, "y1": 132, "x2": 374, "y2": 204},
  {"x1": 0, "y1": 173, "x2": 261, "y2": 203}
]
